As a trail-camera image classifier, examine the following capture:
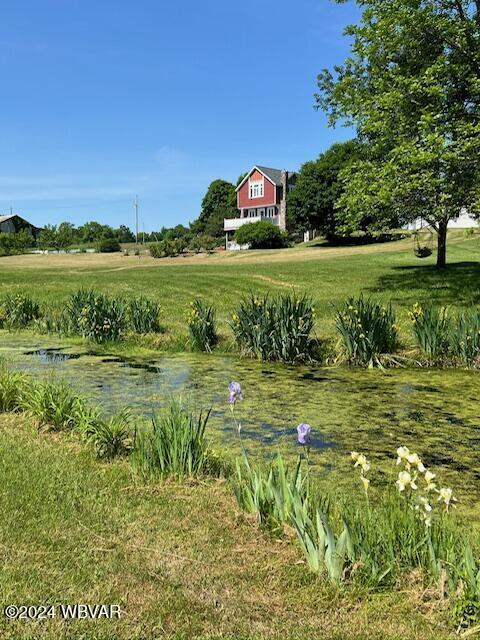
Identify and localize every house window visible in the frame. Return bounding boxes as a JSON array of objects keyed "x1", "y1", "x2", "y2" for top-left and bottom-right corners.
[
  {"x1": 248, "y1": 209, "x2": 256, "y2": 217},
  {"x1": 267, "y1": 206, "x2": 275, "y2": 218},
  {"x1": 249, "y1": 179, "x2": 264, "y2": 199},
  {"x1": 258, "y1": 208, "x2": 265, "y2": 217}
]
